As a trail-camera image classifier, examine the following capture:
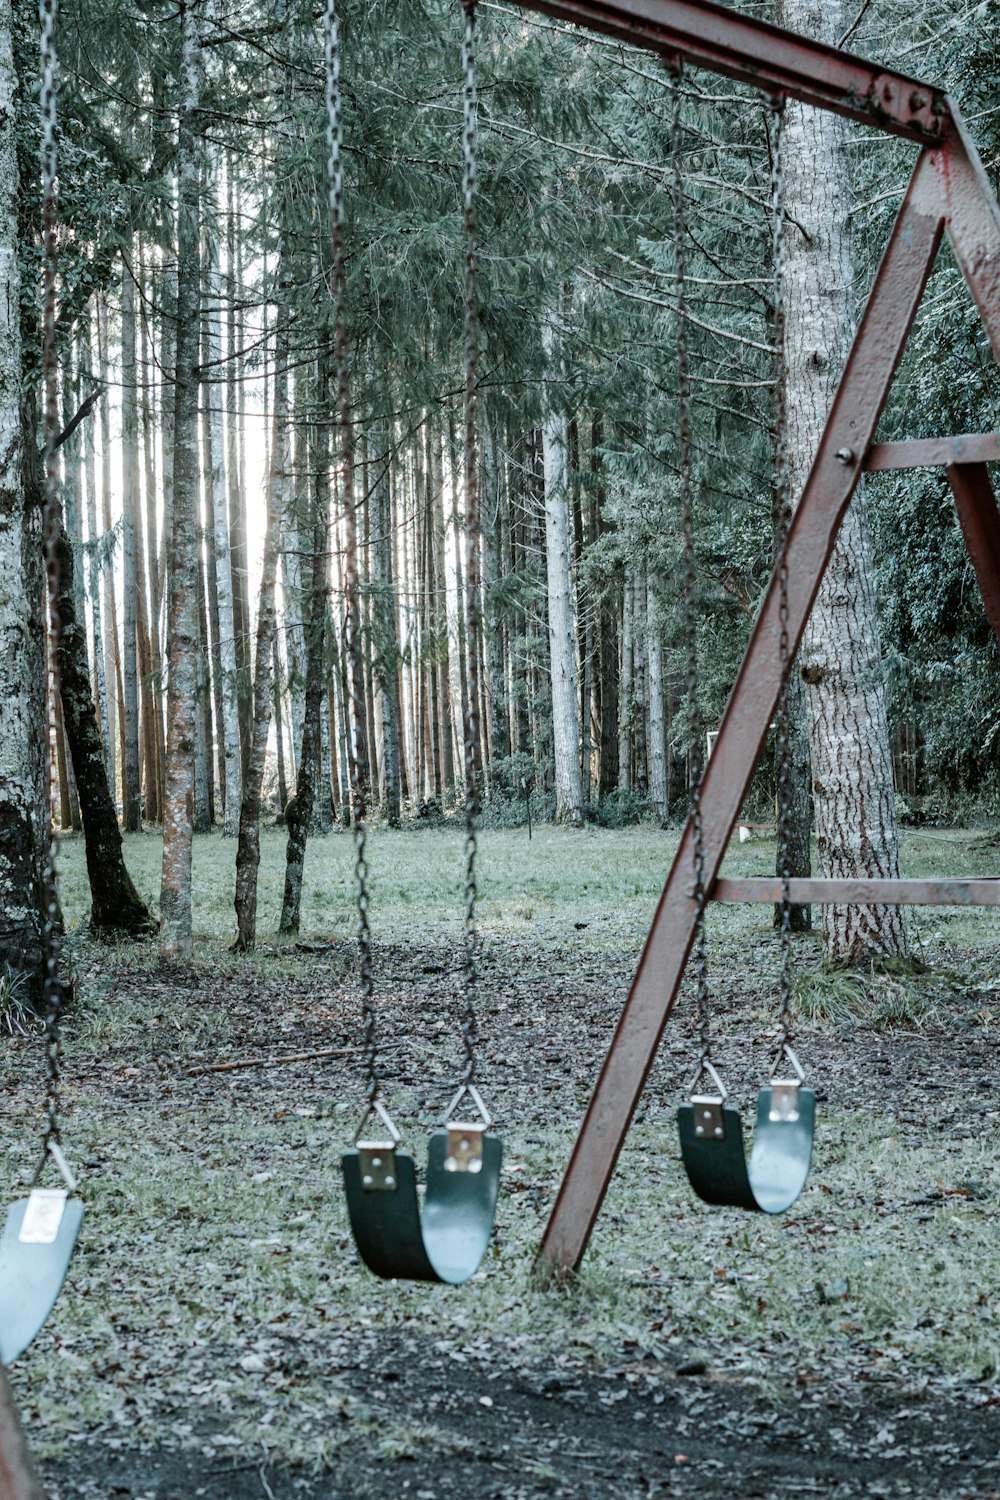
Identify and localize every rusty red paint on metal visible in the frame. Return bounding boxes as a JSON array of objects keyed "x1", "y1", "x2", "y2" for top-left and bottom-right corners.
[
  {"x1": 712, "y1": 877, "x2": 1000, "y2": 906},
  {"x1": 932, "y1": 115, "x2": 1000, "y2": 360},
  {"x1": 515, "y1": 0, "x2": 946, "y2": 140},
  {"x1": 865, "y1": 434, "x2": 1000, "y2": 470},
  {"x1": 946, "y1": 463, "x2": 1000, "y2": 648},
  {"x1": 536, "y1": 155, "x2": 946, "y2": 1275}
]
